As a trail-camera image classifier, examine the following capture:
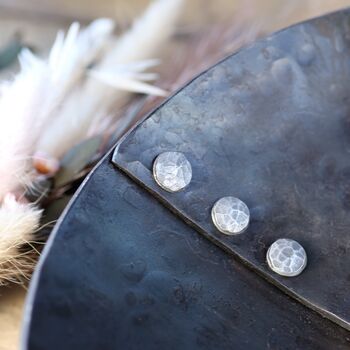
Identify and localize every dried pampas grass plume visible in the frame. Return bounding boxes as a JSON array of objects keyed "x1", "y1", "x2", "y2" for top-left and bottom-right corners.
[
  {"x1": 0, "y1": 65, "x2": 47, "y2": 201},
  {"x1": 0, "y1": 18, "x2": 115, "y2": 202},
  {"x1": 0, "y1": 0, "x2": 184, "y2": 285},
  {"x1": 0, "y1": 194, "x2": 42, "y2": 285},
  {"x1": 36, "y1": 0, "x2": 184, "y2": 159}
]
